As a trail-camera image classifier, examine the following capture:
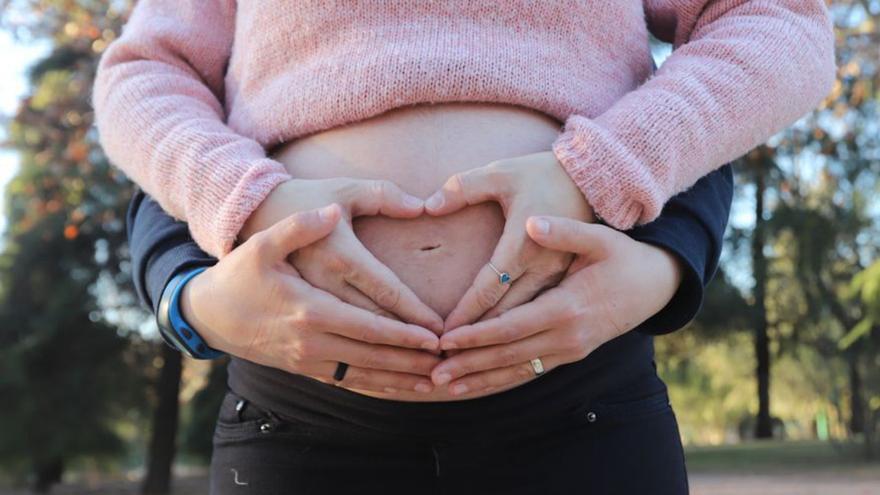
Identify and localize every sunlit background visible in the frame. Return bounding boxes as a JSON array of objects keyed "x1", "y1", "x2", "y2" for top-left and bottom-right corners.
[{"x1": 0, "y1": 1, "x2": 879, "y2": 494}]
